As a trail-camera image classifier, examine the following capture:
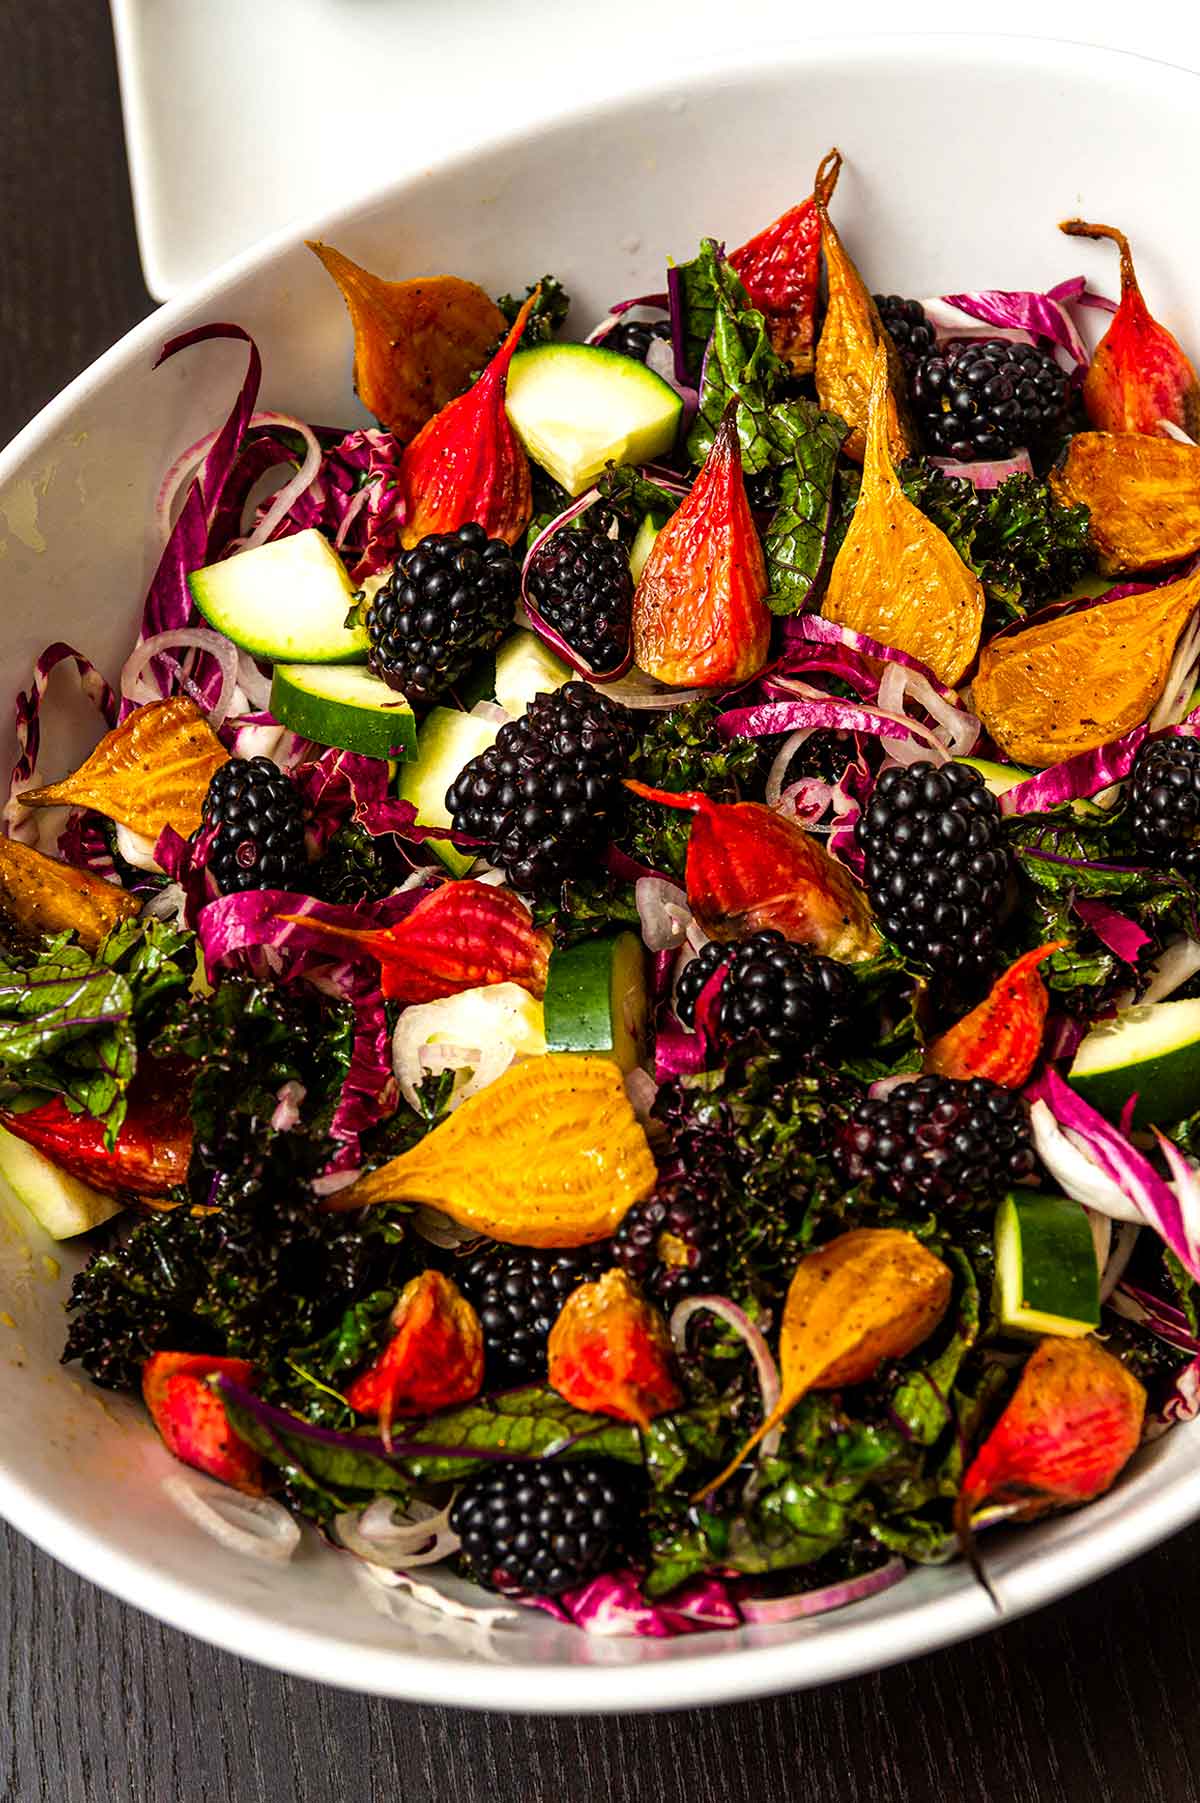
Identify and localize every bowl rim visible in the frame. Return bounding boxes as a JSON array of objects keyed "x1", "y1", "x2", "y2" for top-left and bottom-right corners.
[{"x1": 5, "y1": 29, "x2": 1200, "y2": 1710}]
